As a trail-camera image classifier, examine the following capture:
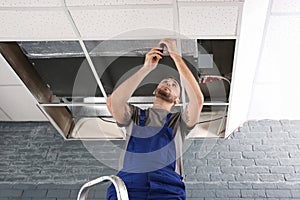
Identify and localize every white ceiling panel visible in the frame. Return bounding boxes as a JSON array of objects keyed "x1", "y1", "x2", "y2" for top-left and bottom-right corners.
[
  {"x1": 0, "y1": 86, "x2": 47, "y2": 121},
  {"x1": 0, "y1": 54, "x2": 23, "y2": 85},
  {"x1": 272, "y1": 0, "x2": 300, "y2": 13},
  {"x1": 0, "y1": 9, "x2": 76, "y2": 40},
  {"x1": 66, "y1": 0, "x2": 172, "y2": 6},
  {"x1": 256, "y1": 15, "x2": 300, "y2": 83},
  {"x1": 0, "y1": 0, "x2": 62, "y2": 7},
  {"x1": 70, "y1": 8, "x2": 174, "y2": 39},
  {"x1": 0, "y1": 108, "x2": 11, "y2": 121},
  {"x1": 179, "y1": 5, "x2": 239, "y2": 36}
]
